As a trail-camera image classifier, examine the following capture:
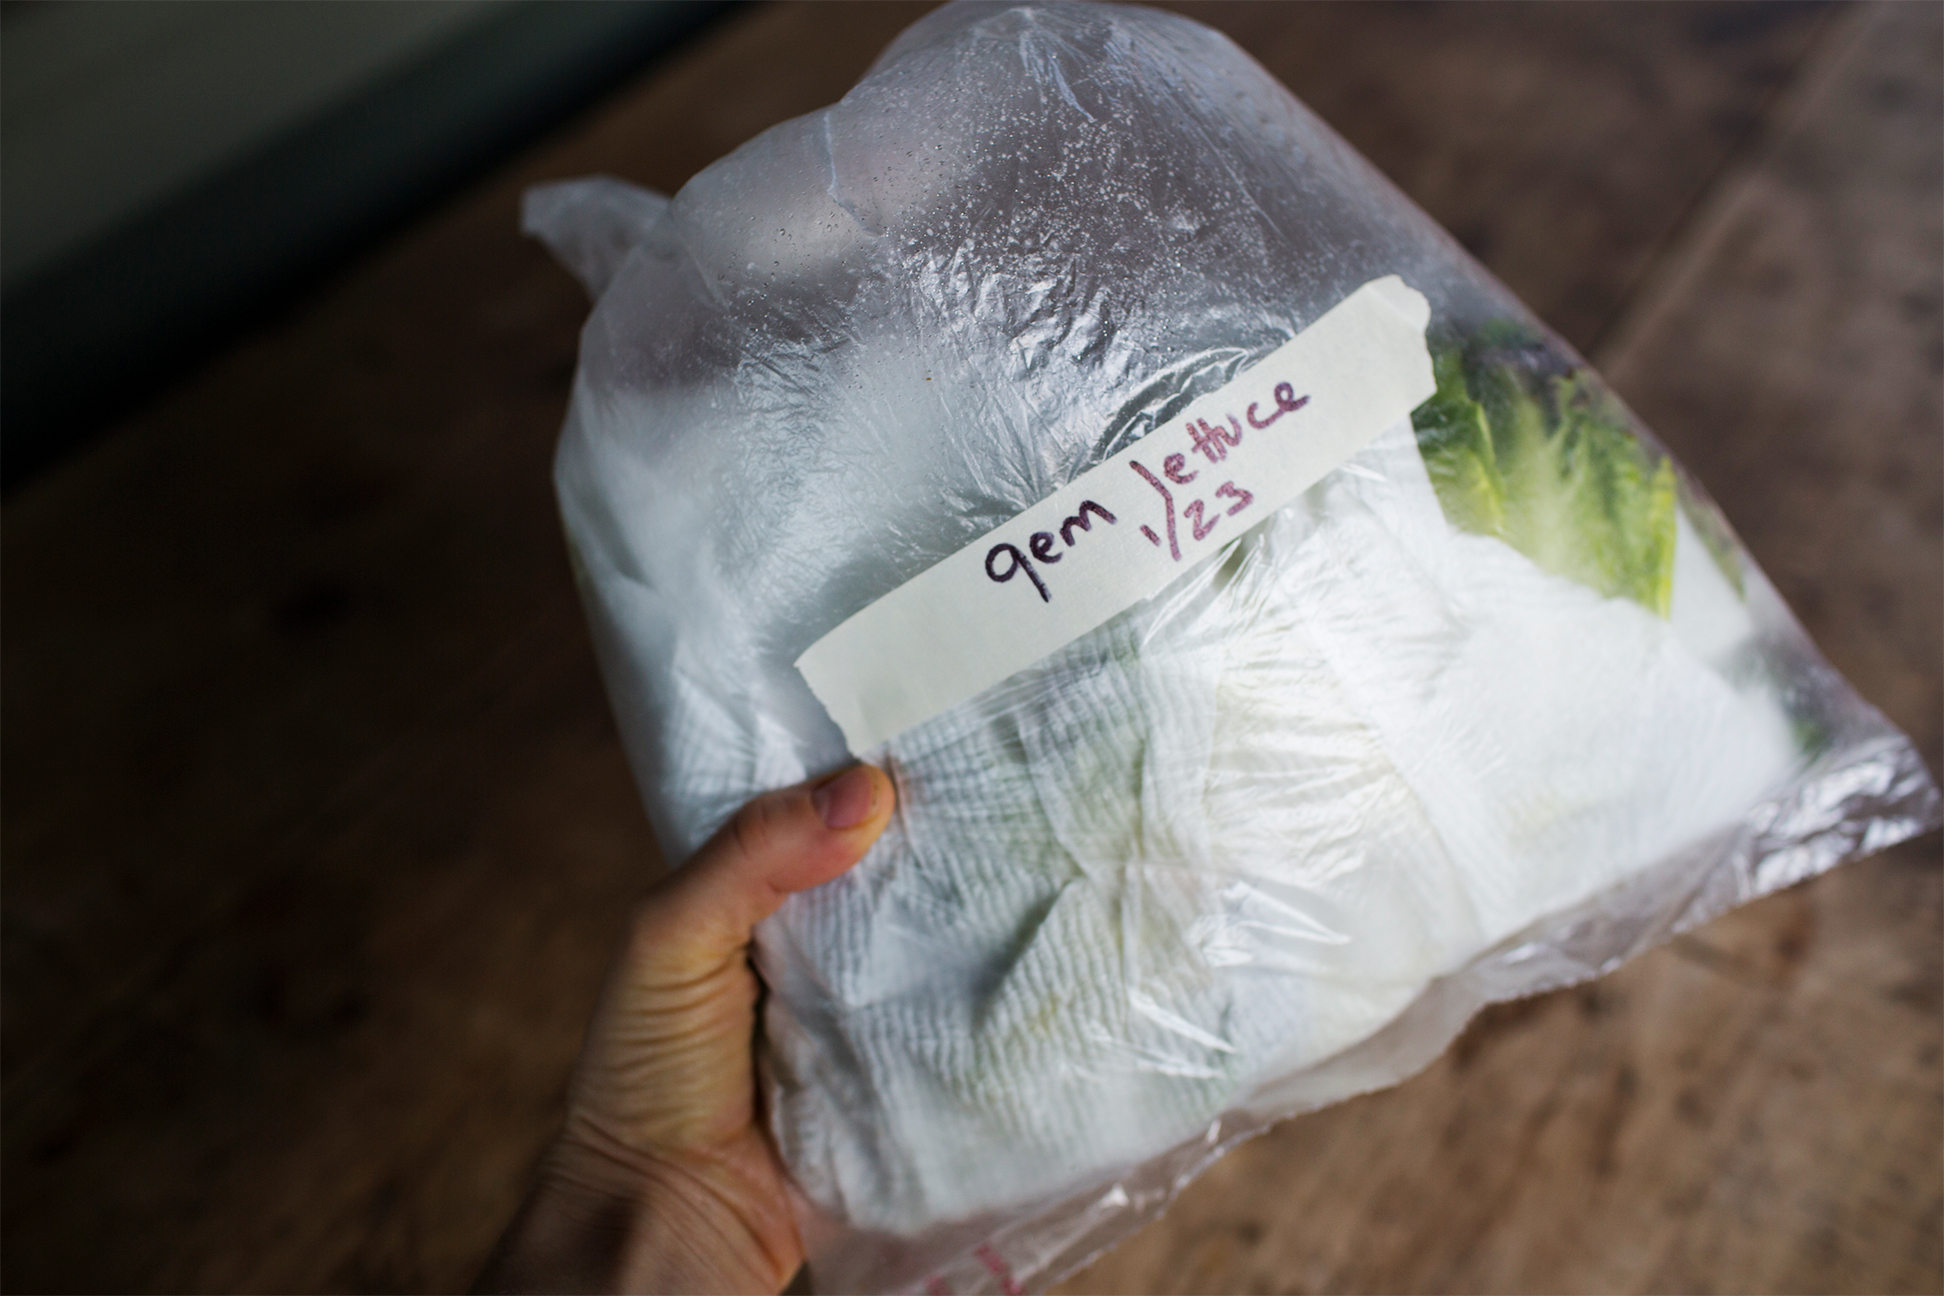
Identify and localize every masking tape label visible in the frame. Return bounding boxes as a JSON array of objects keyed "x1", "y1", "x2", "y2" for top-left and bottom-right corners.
[{"x1": 797, "y1": 275, "x2": 1436, "y2": 752}]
